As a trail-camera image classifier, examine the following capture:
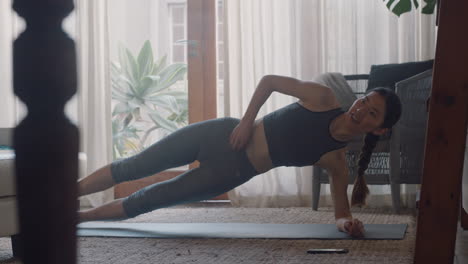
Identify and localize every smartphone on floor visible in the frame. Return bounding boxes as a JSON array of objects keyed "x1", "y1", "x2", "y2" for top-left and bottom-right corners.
[{"x1": 307, "y1": 248, "x2": 349, "y2": 254}]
